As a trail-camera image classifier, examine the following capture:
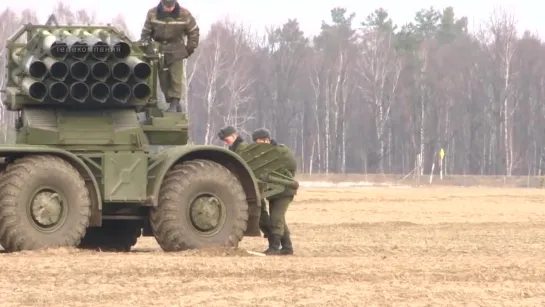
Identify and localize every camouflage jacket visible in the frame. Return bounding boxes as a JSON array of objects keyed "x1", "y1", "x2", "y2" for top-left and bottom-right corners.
[
  {"x1": 275, "y1": 144, "x2": 296, "y2": 178},
  {"x1": 268, "y1": 140, "x2": 298, "y2": 199},
  {"x1": 140, "y1": 3, "x2": 199, "y2": 58},
  {"x1": 229, "y1": 136, "x2": 249, "y2": 154}
]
